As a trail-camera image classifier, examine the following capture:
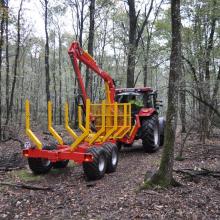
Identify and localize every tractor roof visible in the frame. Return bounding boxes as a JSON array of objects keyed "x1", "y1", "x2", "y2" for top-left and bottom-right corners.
[{"x1": 115, "y1": 87, "x2": 153, "y2": 94}]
